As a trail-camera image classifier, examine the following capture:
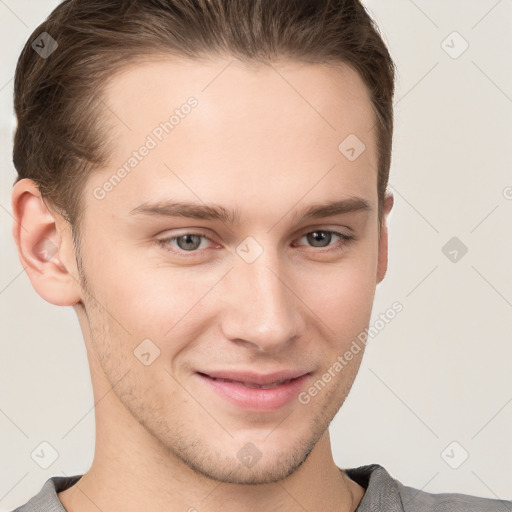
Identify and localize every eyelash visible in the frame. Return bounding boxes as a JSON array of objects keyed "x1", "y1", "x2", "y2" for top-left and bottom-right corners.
[{"x1": 156, "y1": 229, "x2": 355, "y2": 257}]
